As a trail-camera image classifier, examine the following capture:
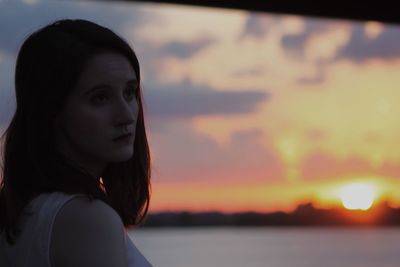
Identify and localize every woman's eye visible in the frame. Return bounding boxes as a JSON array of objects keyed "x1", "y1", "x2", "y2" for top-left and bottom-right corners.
[
  {"x1": 124, "y1": 88, "x2": 137, "y2": 101},
  {"x1": 91, "y1": 93, "x2": 109, "y2": 105}
]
